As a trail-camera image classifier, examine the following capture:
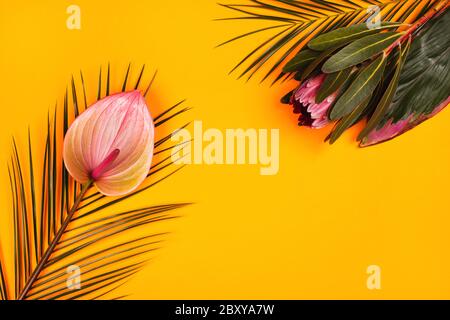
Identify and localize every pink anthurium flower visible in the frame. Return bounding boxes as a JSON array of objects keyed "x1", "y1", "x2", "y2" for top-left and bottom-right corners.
[
  {"x1": 291, "y1": 73, "x2": 338, "y2": 129},
  {"x1": 63, "y1": 90, "x2": 154, "y2": 196}
]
